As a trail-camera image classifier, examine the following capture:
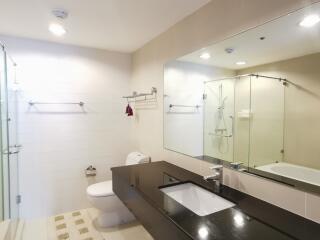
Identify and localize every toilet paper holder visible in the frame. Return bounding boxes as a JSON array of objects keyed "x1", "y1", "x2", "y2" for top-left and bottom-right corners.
[{"x1": 85, "y1": 165, "x2": 97, "y2": 177}]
